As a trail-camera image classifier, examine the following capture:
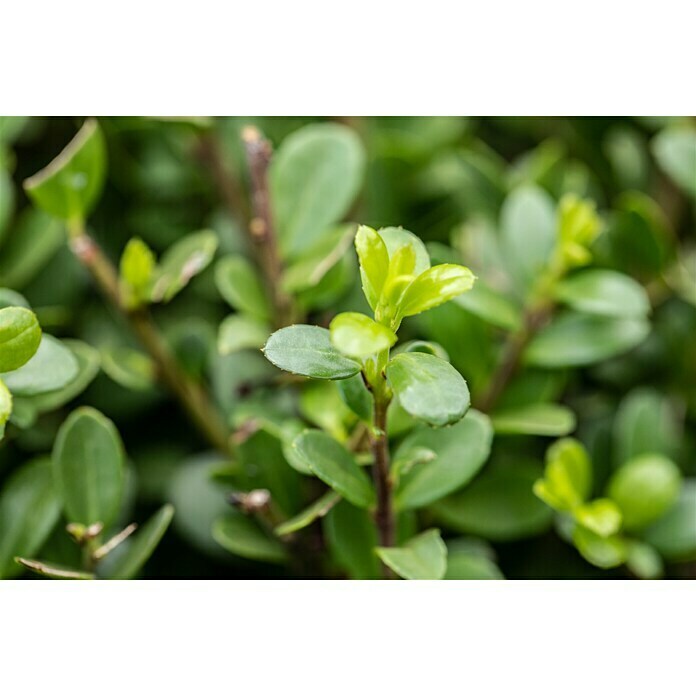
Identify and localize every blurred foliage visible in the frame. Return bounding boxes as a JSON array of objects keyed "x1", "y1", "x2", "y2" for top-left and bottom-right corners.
[{"x1": 0, "y1": 116, "x2": 694, "y2": 579}]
